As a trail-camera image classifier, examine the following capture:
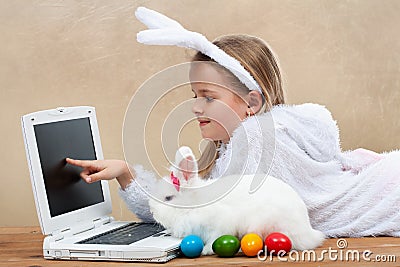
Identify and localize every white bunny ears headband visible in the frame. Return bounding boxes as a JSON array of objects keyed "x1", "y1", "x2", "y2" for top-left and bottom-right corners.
[{"x1": 135, "y1": 7, "x2": 263, "y2": 94}]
